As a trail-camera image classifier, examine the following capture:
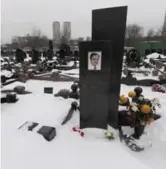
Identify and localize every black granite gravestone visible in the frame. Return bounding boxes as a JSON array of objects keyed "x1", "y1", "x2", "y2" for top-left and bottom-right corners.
[
  {"x1": 44, "y1": 87, "x2": 53, "y2": 94},
  {"x1": 80, "y1": 41, "x2": 112, "y2": 129},
  {"x1": 92, "y1": 6, "x2": 127, "y2": 127}
]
